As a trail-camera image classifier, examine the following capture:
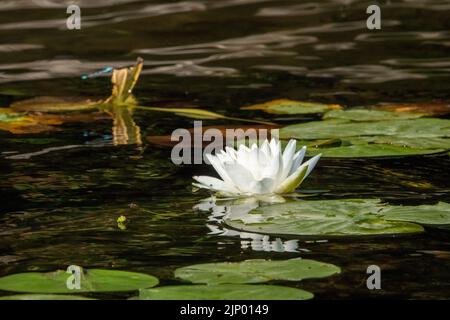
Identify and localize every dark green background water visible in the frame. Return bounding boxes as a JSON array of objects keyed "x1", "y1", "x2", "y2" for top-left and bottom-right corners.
[{"x1": 0, "y1": 0, "x2": 449, "y2": 299}]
